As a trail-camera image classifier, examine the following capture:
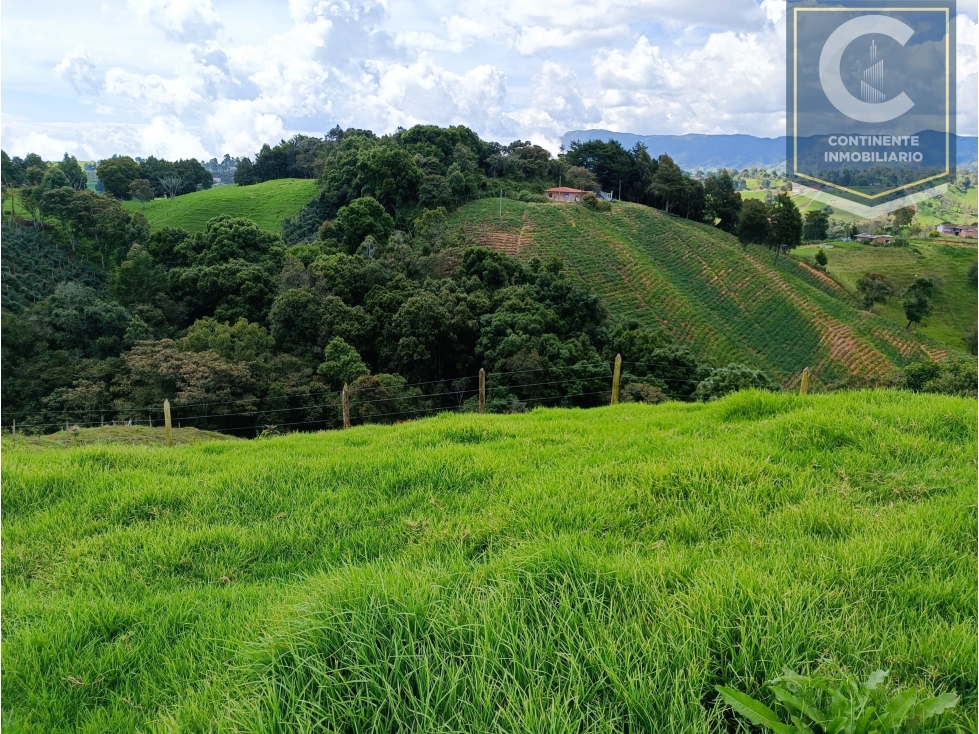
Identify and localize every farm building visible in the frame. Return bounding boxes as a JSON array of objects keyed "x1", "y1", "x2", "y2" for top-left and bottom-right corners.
[
  {"x1": 936, "y1": 223, "x2": 978, "y2": 237},
  {"x1": 854, "y1": 233, "x2": 895, "y2": 245},
  {"x1": 545, "y1": 186, "x2": 587, "y2": 203}
]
